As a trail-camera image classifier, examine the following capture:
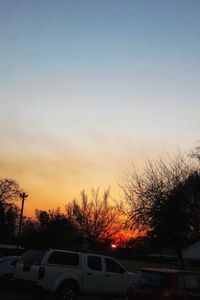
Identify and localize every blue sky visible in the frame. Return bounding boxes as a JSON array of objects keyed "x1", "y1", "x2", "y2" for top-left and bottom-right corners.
[{"x1": 0, "y1": 0, "x2": 200, "y2": 215}]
